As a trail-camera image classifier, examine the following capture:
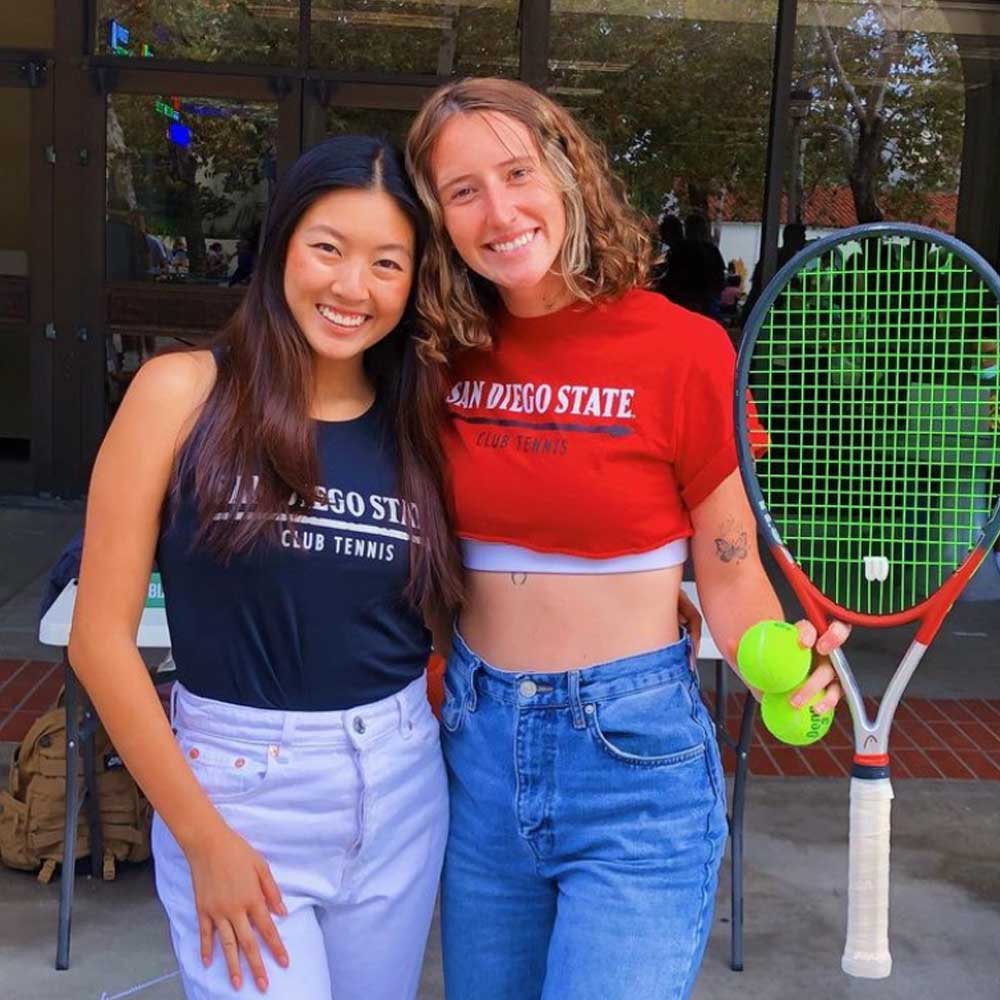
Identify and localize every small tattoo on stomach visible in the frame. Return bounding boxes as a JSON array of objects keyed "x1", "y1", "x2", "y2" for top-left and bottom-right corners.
[{"x1": 511, "y1": 573, "x2": 528, "y2": 586}]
